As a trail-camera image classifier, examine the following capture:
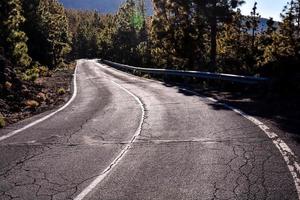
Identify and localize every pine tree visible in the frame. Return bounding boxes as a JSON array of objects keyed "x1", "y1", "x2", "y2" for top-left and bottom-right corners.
[
  {"x1": 113, "y1": 0, "x2": 139, "y2": 64},
  {"x1": 150, "y1": 0, "x2": 206, "y2": 70},
  {"x1": 256, "y1": 17, "x2": 277, "y2": 68},
  {"x1": 97, "y1": 14, "x2": 116, "y2": 60},
  {"x1": 259, "y1": 0, "x2": 300, "y2": 83},
  {"x1": 134, "y1": 0, "x2": 151, "y2": 66},
  {"x1": 242, "y1": 2, "x2": 261, "y2": 73},
  {"x1": 39, "y1": 0, "x2": 72, "y2": 68},
  {"x1": 66, "y1": 9, "x2": 99, "y2": 59},
  {"x1": 217, "y1": 9, "x2": 249, "y2": 73},
  {"x1": 76, "y1": 21, "x2": 89, "y2": 58},
  {"x1": 287, "y1": 0, "x2": 300, "y2": 37},
  {"x1": 22, "y1": 0, "x2": 47, "y2": 65},
  {"x1": 262, "y1": 1, "x2": 298, "y2": 66},
  {"x1": 23, "y1": 0, "x2": 71, "y2": 68},
  {"x1": 248, "y1": 2, "x2": 260, "y2": 50},
  {"x1": 0, "y1": 0, "x2": 32, "y2": 69},
  {"x1": 150, "y1": 0, "x2": 171, "y2": 67},
  {"x1": 200, "y1": 0, "x2": 245, "y2": 71}
]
